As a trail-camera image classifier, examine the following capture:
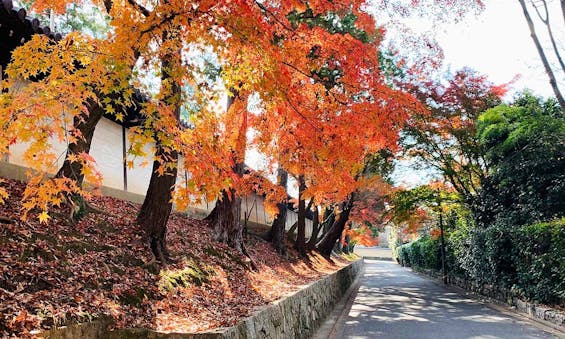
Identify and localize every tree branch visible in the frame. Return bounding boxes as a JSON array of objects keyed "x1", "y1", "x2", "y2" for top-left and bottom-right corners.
[
  {"x1": 127, "y1": 0, "x2": 150, "y2": 17},
  {"x1": 0, "y1": 216, "x2": 13, "y2": 224}
]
